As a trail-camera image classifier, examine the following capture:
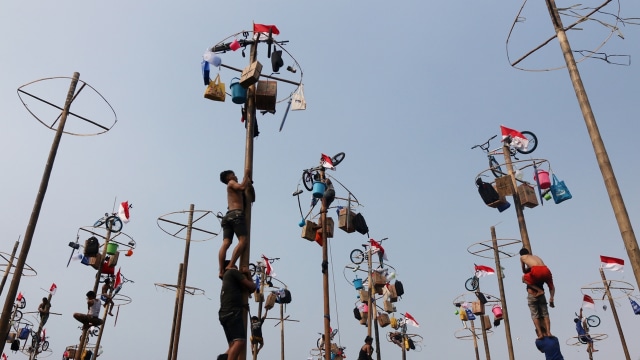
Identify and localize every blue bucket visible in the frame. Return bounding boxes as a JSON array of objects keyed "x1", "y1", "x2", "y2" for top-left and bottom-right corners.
[
  {"x1": 230, "y1": 77, "x2": 247, "y2": 104},
  {"x1": 353, "y1": 278, "x2": 363, "y2": 290},
  {"x1": 312, "y1": 181, "x2": 326, "y2": 198}
]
